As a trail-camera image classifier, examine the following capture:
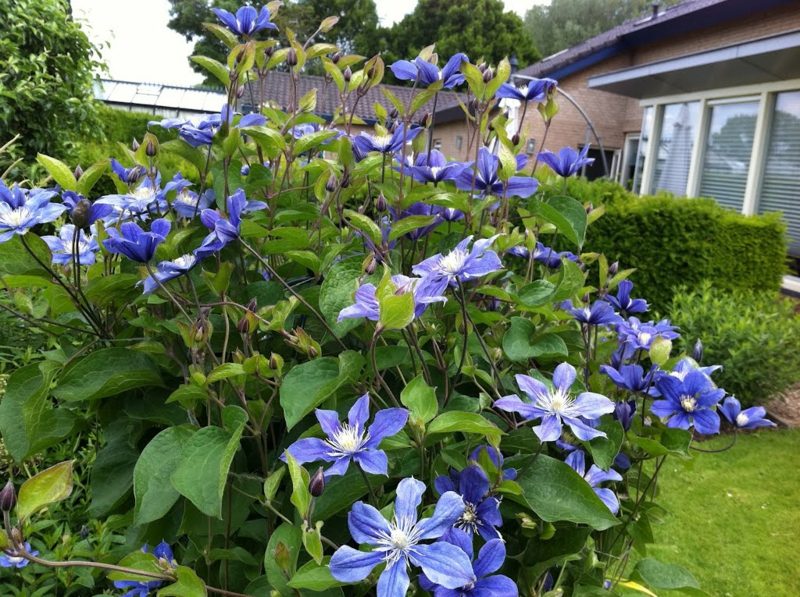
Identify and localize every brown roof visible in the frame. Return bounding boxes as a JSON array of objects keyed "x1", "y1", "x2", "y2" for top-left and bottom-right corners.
[{"x1": 243, "y1": 71, "x2": 465, "y2": 124}]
